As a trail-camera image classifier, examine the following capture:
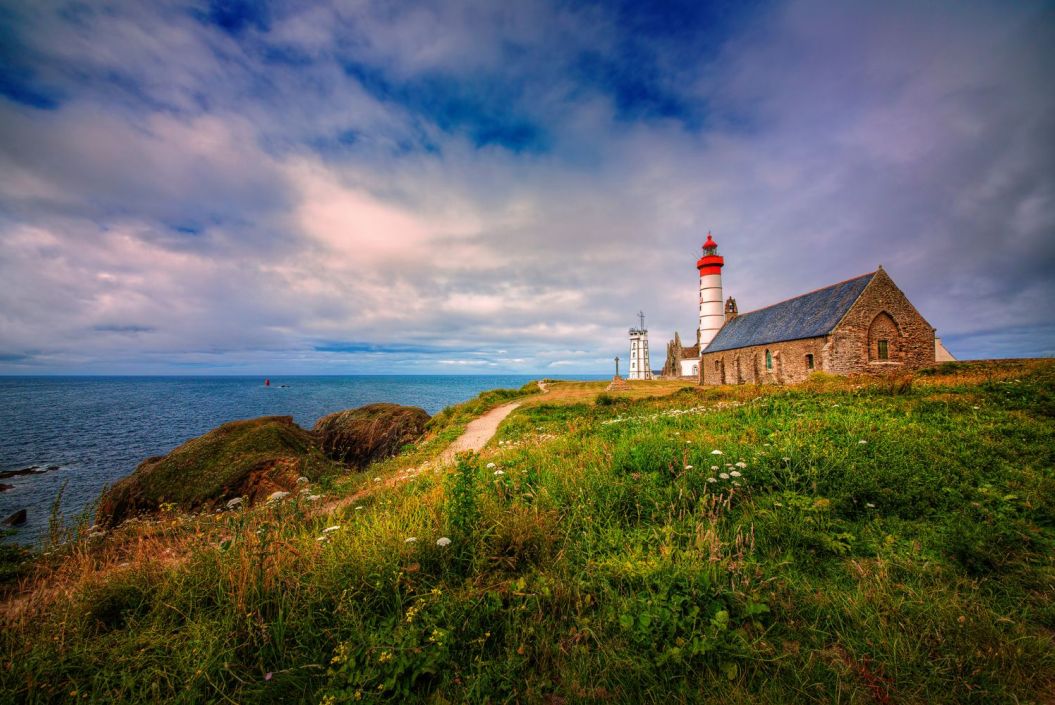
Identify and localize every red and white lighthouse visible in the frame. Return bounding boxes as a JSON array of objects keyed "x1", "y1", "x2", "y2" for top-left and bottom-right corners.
[{"x1": 697, "y1": 232, "x2": 725, "y2": 350}]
